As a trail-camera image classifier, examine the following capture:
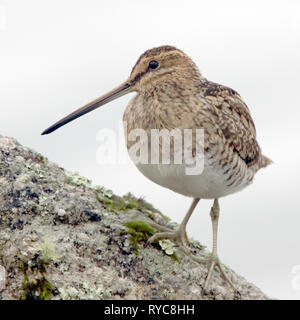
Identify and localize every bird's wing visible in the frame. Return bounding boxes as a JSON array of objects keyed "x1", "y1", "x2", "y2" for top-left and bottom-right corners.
[{"x1": 201, "y1": 81, "x2": 261, "y2": 167}]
